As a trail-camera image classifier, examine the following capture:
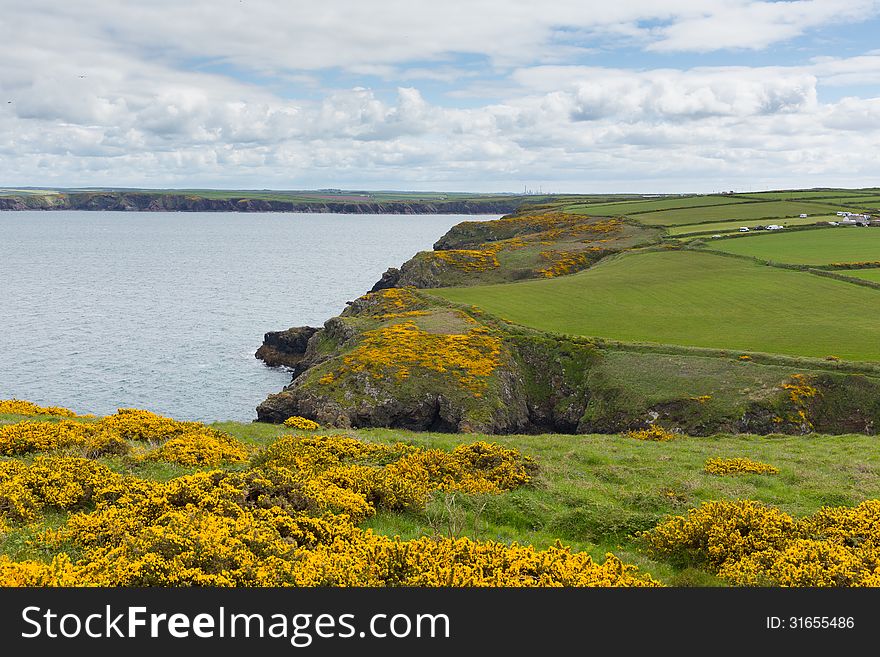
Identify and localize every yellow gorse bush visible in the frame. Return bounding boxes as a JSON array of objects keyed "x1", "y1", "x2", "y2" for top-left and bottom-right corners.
[
  {"x1": 704, "y1": 458, "x2": 779, "y2": 476},
  {"x1": 430, "y1": 247, "x2": 501, "y2": 272},
  {"x1": 626, "y1": 425, "x2": 678, "y2": 442},
  {"x1": 538, "y1": 250, "x2": 592, "y2": 278},
  {"x1": 343, "y1": 321, "x2": 502, "y2": 393},
  {"x1": 0, "y1": 412, "x2": 657, "y2": 587},
  {"x1": 144, "y1": 431, "x2": 249, "y2": 467},
  {"x1": 348, "y1": 288, "x2": 430, "y2": 319},
  {"x1": 99, "y1": 408, "x2": 208, "y2": 442},
  {"x1": 0, "y1": 408, "x2": 248, "y2": 466},
  {"x1": 645, "y1": 499, "x2": 880, "y2": 586},
  {"x1": 0, "y1": 399, "x2": 78, "y2": 417},
  {"x1": 283, "y1": 416, "x2": 320, "y2": 430},
  {"x1": 0, "y1": 420, "x2": 127, "y2": 457}
]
